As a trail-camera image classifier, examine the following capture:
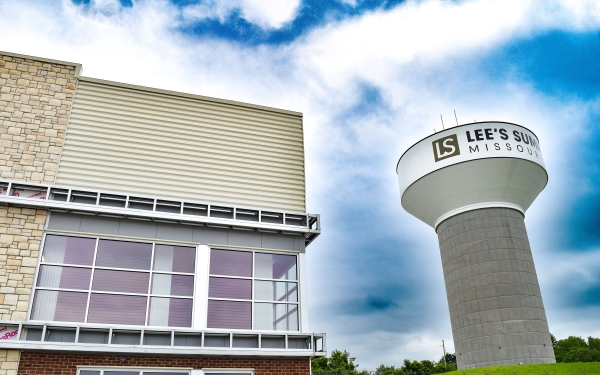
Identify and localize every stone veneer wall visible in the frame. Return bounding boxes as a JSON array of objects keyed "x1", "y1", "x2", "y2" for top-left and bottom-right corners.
[
  {"x1": 0, "y1": 207, "x2": 46, "y2": 321},
  {"x1": 0, "y1": 53, "x2": 78, "y2": 184},
  {"x1": 0, "y1": 350, "x2": 20, "y2": 375},
  {"x1": 437, "y1": 208, "x2": 555, "y2": 369},
  {"x1": 0, "y1": 52, "x2": 78, "y2": 375},
  {"x1": 0, "y1": 207, "x2": 46, "y2": 375},
  {"x1": 18, "y1": 353, "x2": 311, "y2": 375}
]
